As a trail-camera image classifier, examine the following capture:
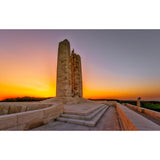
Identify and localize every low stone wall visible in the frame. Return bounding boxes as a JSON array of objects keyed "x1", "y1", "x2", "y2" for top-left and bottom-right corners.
[
  {"x1": 0, "y1": 103, "x2": 53, "y2": 115},
  {"x1": 116, "y1": 103, "x2": 137, "y2": 130},
  {"x1": 0, "y1": 104, "x2": 63, "y2": 130},
  {"x1": 126, "y1": 103, "x2": 160, "y2": 120},
  {"x1": 125, "y1": 103, "x2": 138, "y2": 111},
  {"x1": 95, "y1": 101, "x2": 117, "y2": 107}
]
